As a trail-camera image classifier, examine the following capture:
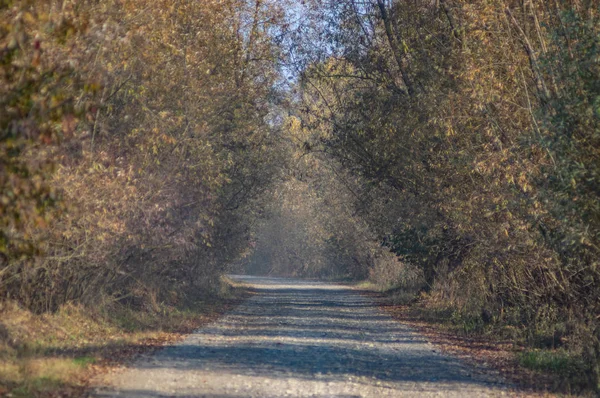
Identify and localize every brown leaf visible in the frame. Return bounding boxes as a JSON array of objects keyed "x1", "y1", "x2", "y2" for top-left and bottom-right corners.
[{"x1": 62, "y1": 115, "x2": 78, "y2": 137}]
